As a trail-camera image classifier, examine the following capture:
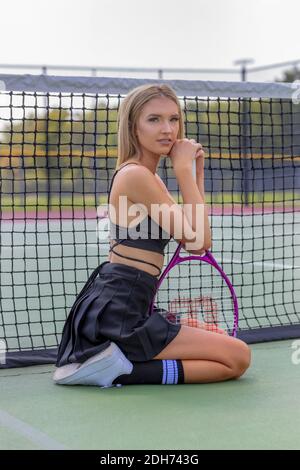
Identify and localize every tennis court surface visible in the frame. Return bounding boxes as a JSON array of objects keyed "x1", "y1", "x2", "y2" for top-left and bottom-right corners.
[
  {"x1": 0, "y1": 75, "x2": 299, "y2": 450},
  {"x1": 1, "y1": 340, "x2": 300, "y2": 450}
]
